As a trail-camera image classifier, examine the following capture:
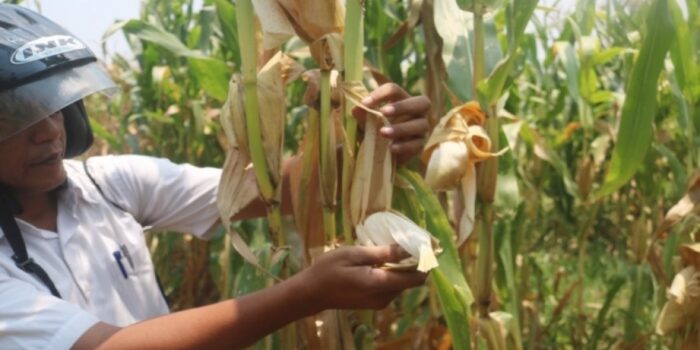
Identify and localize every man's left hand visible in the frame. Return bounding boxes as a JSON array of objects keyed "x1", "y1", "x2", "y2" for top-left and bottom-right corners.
[{"x1": 353, "y1": 83, "x2": 431, "y2": 164}]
